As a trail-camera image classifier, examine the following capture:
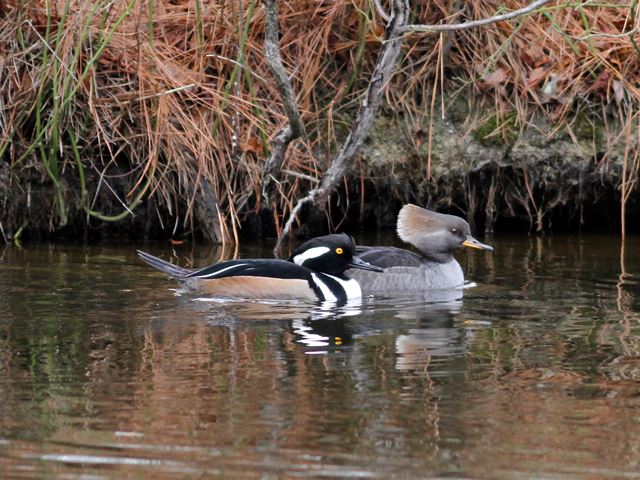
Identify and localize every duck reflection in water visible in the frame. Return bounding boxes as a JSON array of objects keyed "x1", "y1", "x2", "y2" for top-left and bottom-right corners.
[
  {"x1": 393, "y1": 298, "x2": 467, "y2": 372},
  {"x1": 291, "y1": 289, "x2": 468, "y2": 365}
]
